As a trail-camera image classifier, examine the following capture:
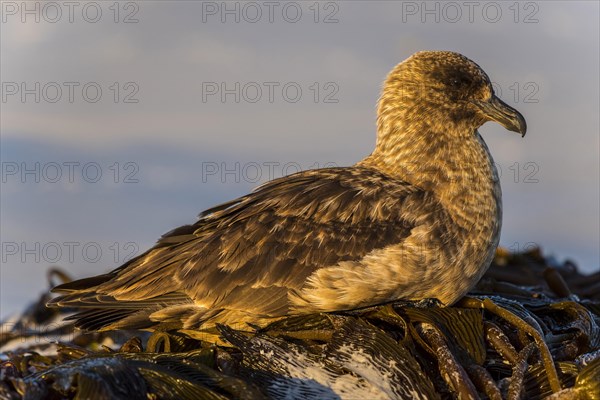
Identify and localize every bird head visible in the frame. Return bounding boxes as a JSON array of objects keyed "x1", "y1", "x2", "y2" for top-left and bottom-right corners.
[{"x1": 378, "y1": 51, "x2": 527, "y2": 138}]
